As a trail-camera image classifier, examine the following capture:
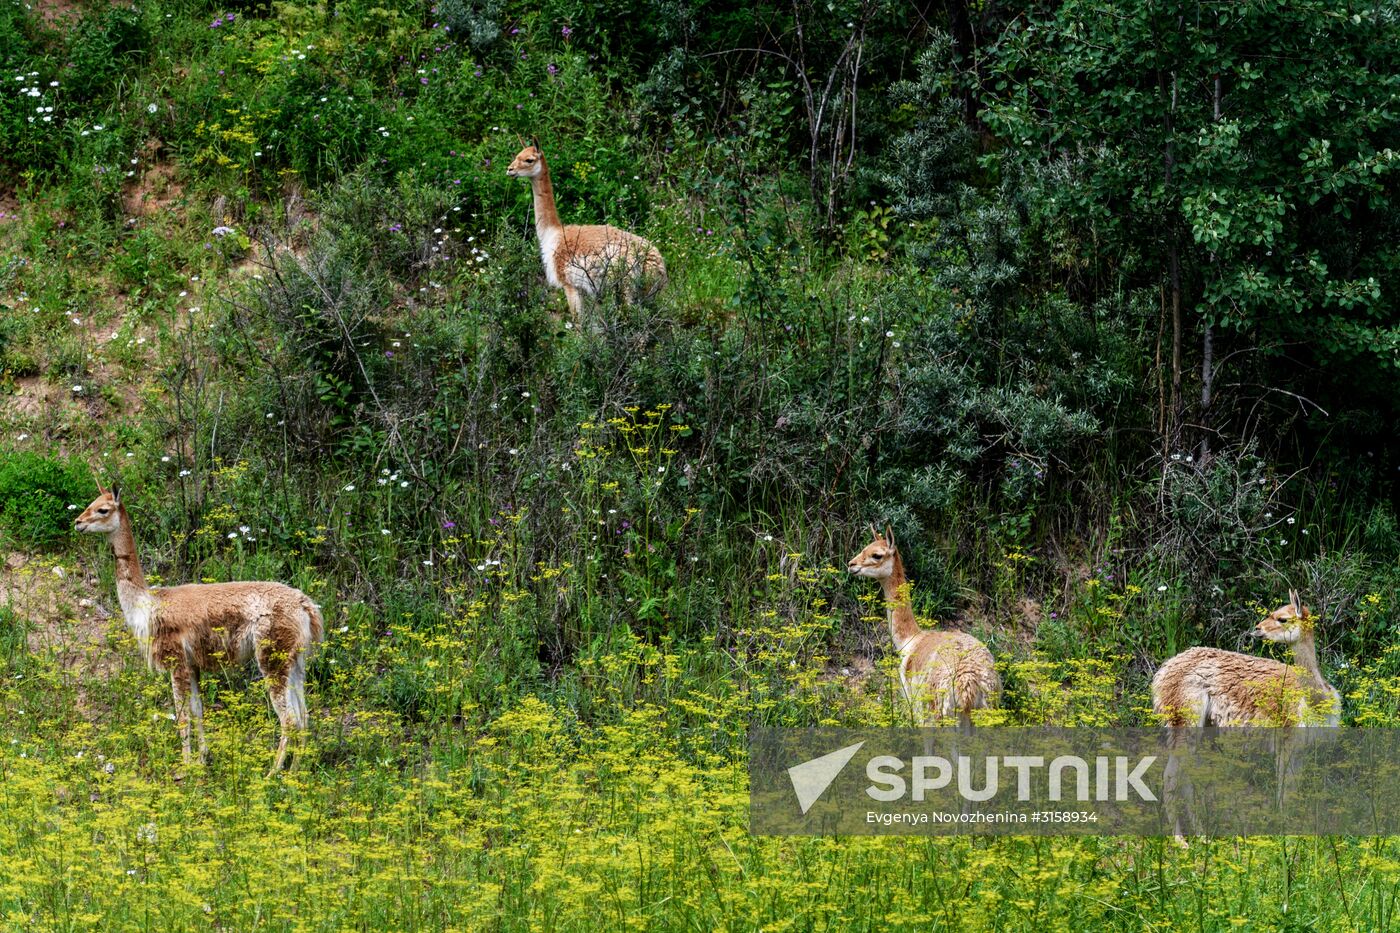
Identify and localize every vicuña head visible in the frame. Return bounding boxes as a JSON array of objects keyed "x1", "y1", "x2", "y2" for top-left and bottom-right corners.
[
  {"x1": 847, "y1": 522, "x2": 1000, "y2": 727},
  {"x1": 505, "y1": 138, "x2": 544, "y2": 179},
  {"x1": 77, "y1": 479, "x2": 324, "y2": 775},
  {"x1": 1249, "y1": 590, "x2": 1313, "y2": 644},
  {"x1": 847, "y1": 523, "x2": 897, "y2": 579},
  {"x1": 74, "y1": 486, "x2": 122, "y2": 535},
  {"x1": 506, "y1": 135, "x2": 667, "y2": 315}
]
